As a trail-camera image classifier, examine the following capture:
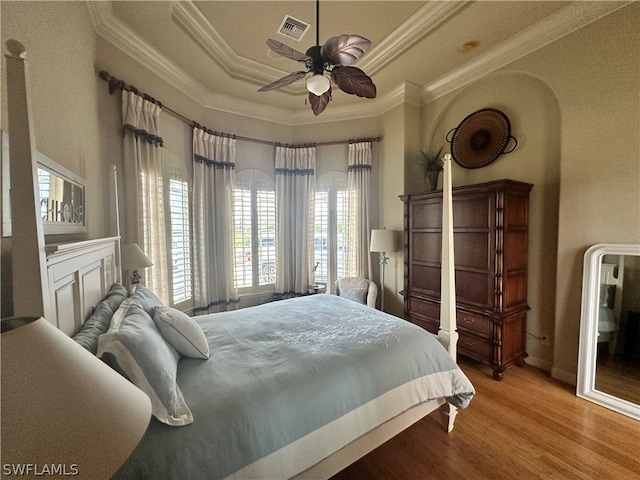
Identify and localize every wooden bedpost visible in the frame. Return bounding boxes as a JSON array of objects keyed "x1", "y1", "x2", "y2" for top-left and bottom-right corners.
[
  {"x1": 438, "y1": 153, "x2": 458, "y2": 359},
  {"x1": 5, "y1": 39, "x2": 52, "y2": 320}
]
